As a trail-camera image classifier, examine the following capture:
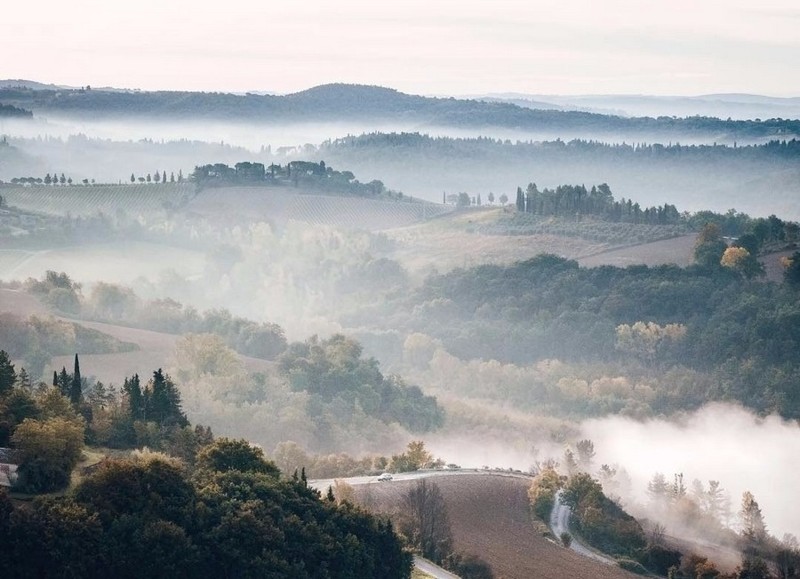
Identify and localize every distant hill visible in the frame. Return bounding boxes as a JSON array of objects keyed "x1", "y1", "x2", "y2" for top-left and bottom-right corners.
[
  {"x1": 1, "y1": 82, "x2": 799, "y2": 140},
  {"x1": 477, "y1": 92, "x2": 800, "y2": 121}
]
